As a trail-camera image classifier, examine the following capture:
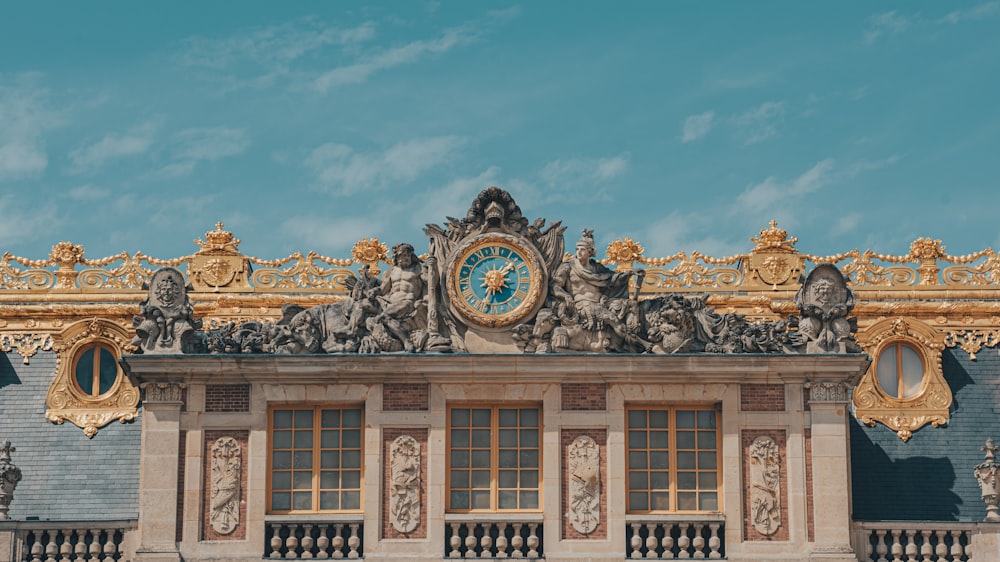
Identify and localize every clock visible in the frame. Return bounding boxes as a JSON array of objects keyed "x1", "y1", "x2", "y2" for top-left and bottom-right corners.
[{"x1": 447, "y1": 233, "x2": 547, "y2": 329}]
